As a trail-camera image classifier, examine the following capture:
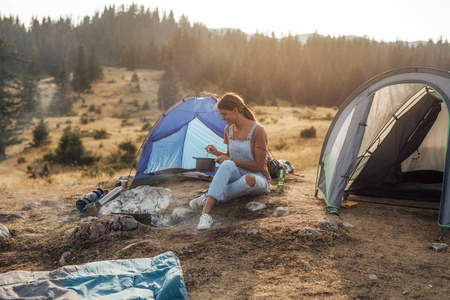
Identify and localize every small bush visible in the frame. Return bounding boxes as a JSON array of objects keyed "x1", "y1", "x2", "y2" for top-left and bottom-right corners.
[
  {"x1": 17, "y1": 157, "x2": 26, "y2": 164},
  {"x1": 274, "y1": 138, "x2": 288, "y2": 151},
  {"x1": 42, "y1": 162, "x2": 51, "y2": 177},
  {"x1": 106, "y1": 140, "x2": 138, "y2": 170},
  {"x1": 93, "y1": 129, "x2": 111, "y2": 140},
  {"x1": 131, "y1": 72, "x2": 139, "y2": 82},
  {"x1": 80, "y1": 113, "x2": 89, "y2": 124},
  {"x1": 141, "y1": 122, "x2": 152, "y2": 131},
  {"x1": 129, "y1": 99, "x2": 139, "y2": 107},
  {"x1": 81, "y1": 164, "x2": 100, "y2": 178},
  {"x1": 142, "y1": 101, "x2": 150, "y2": 110},
  {"x1": 300, "y1": 126, "x2": 317, "y2": 138}
]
